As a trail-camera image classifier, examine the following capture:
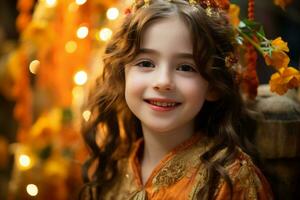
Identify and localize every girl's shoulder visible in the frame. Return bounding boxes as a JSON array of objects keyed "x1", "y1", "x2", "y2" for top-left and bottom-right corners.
[{"x1": 213, "y1": 148, "x2": 274, "y2": 200}]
